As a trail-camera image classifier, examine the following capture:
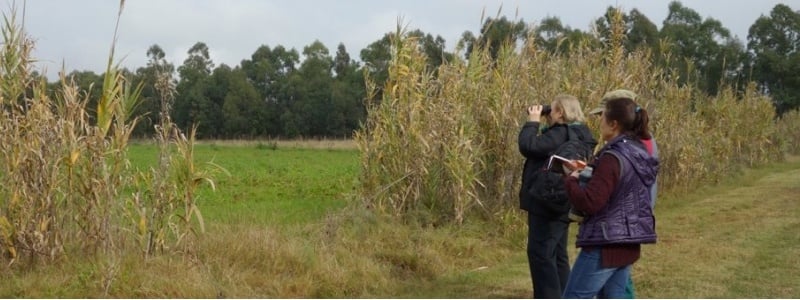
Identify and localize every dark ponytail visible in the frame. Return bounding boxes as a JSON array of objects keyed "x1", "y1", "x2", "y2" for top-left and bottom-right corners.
[
  {"x1": 604, "y1": 98, "x2": 651, "y2": 140},
  {"x1": 632, "y1": 105, "x2": 651, "y2": 140}
]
